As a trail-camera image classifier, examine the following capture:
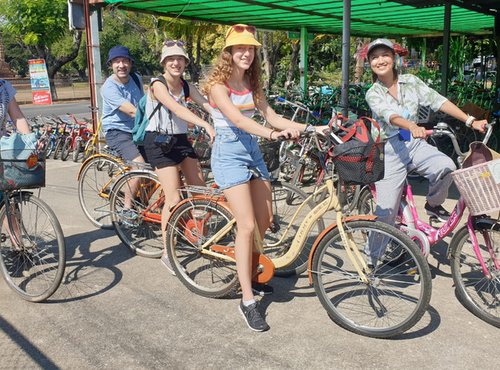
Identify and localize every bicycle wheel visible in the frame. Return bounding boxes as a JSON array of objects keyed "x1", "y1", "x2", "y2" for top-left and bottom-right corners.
[
  {"x1": 78, "y1": 155, "x2": 123, "y2": 229},
  {"x1": 311, "y1": 220, "x2": 432, "y2": 338},
  {"x1": 52, "y1": 137, "x2": 64, "y2": 160},
  {"x1": 45, "y1": 137, "x2": 55, "y2": 158},
  {"x1": 450, "y1": 222, "x2": 500, "y2": 328},
  {"x1": 357, "y1": 186, "x2": 376, "y2": 215},
  {"x1": 109, "y1": 171, "x2": 163, "y2": 258},
  {"x1": 72, "y1": 140, "x2": 82, "y2": 162},
  {"x1": 60, "y1": 137, "x2": 72, "y2": 161},
  {"x1": 264, "y1": 182, "x2": 325, "y2": 277},
  {"x1": 0, "y1": 192, "x2": 65, "y2": 302},
  {"x1": 166, "y1": 198, "x2": 238, "y2": 298}
]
